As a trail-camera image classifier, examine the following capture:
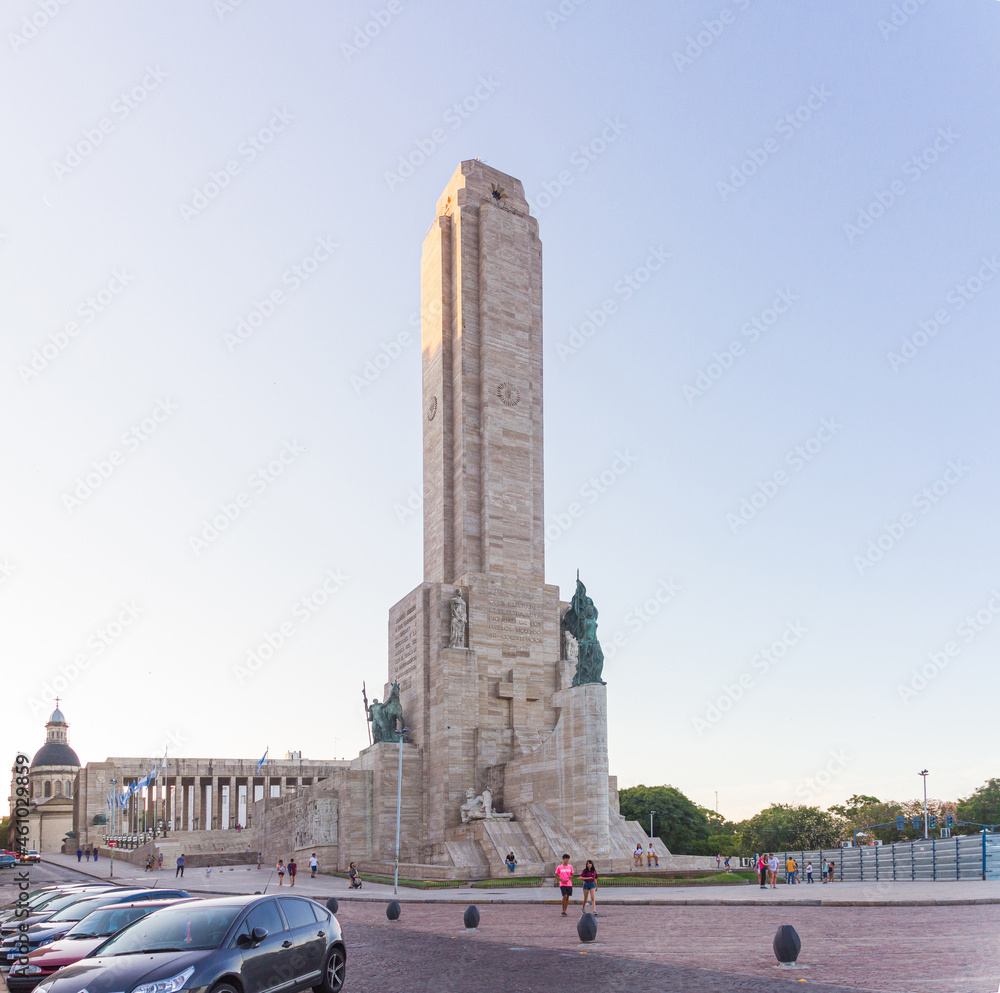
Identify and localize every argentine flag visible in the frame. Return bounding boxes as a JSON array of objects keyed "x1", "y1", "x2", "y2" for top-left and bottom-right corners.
[{"x1": 255, "y1": 747, "x2": 268, "y2": 774}]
